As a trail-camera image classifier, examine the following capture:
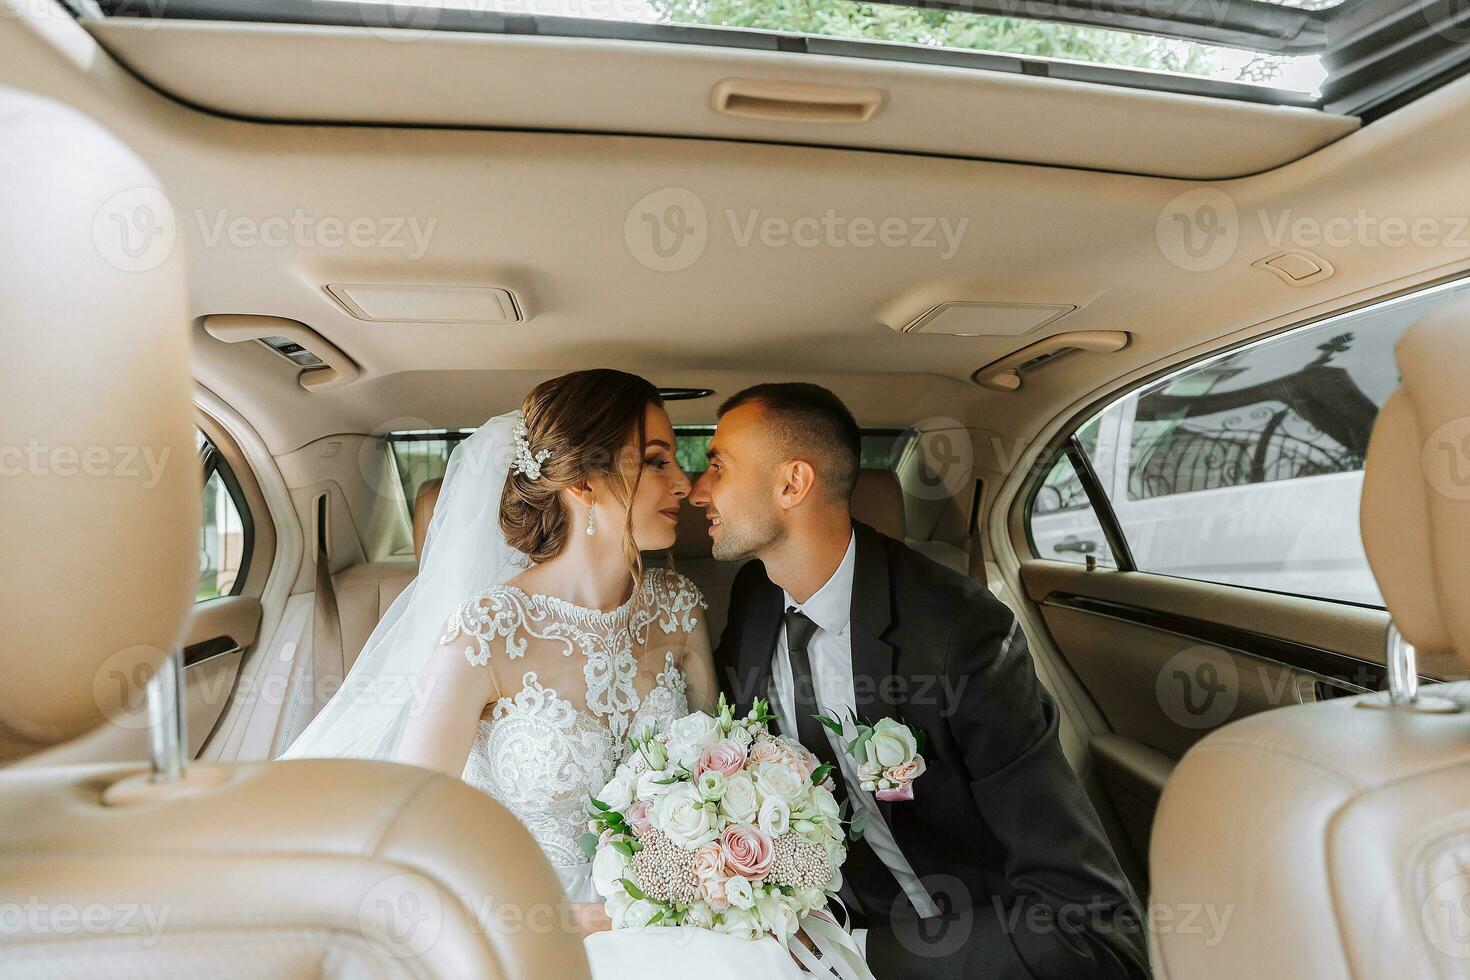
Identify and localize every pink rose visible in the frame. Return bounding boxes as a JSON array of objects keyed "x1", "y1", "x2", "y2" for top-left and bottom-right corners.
[
  {"x1": 748, "y1": 741, "x2": 782, "y2": 766},
  {"x1": 702, "y1": 875, "x2": 730, "y2": 912},
  {"x1": 720, "y1": 823, "x2": 774, "y2": 880},
  {"x1": 888, "y1": 758, "x2": 925, "y2": 784},
  {"x1": 876, "y1": 782, "x2": 915, "y2": 803},
  {"x1": 796, "y1": 749, "x2": 820, "y2": 777},
  {"x1": 626, "y1": 799, "x2": 654, "y2": 837},
  {"x1": 692, "y1": 842, "x2": 724, "y2": 880},
  {"x1": 697, "y1": 739, "x2": 747, "y2": 779}
]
